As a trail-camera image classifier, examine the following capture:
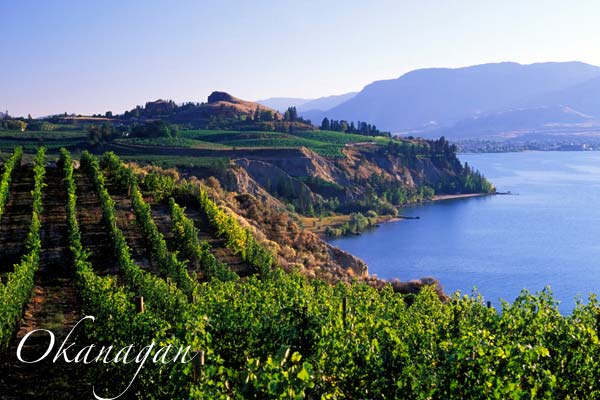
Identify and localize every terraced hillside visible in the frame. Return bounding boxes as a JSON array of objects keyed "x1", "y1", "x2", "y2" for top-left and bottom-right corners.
[{"x1": 0, "y1": 148, "x2": 276, "y2": 397}]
